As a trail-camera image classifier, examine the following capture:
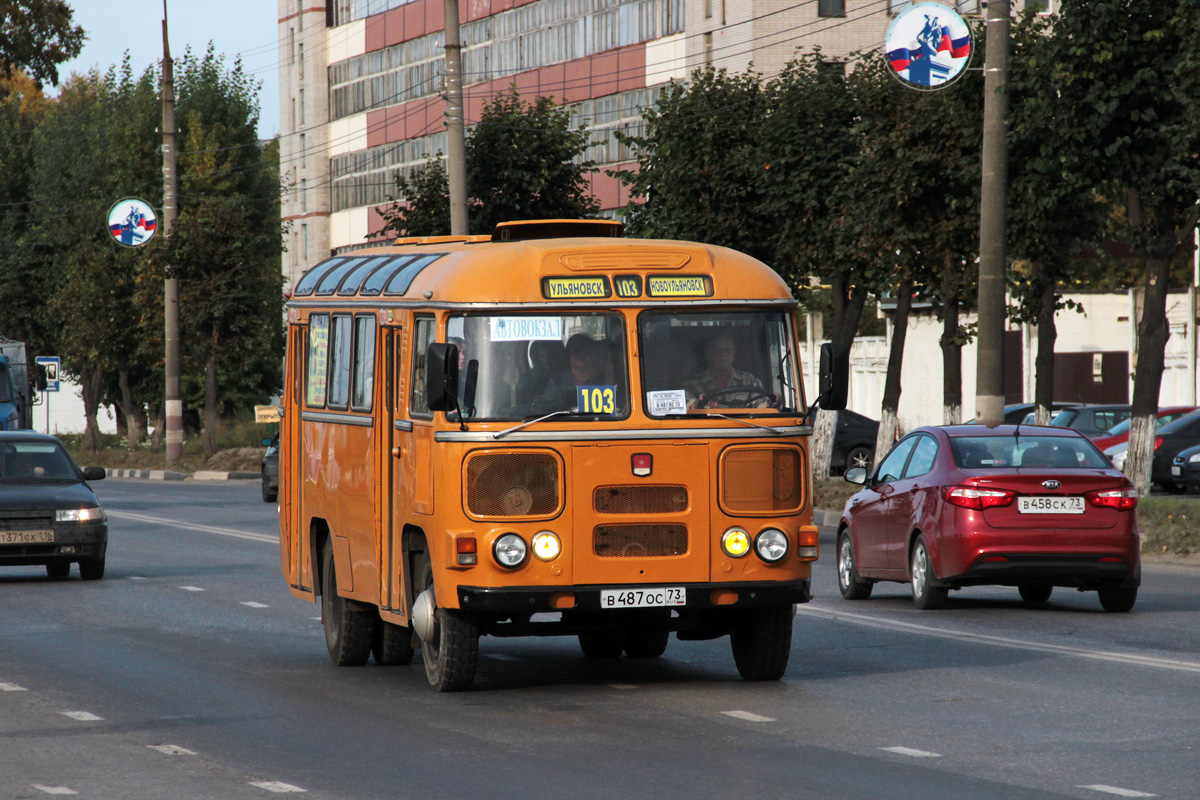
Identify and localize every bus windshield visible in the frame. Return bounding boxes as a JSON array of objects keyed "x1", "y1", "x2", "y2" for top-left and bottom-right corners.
[
  {"x1": 638, "y1": 310, "x2": 800, "y2": 416},
  {"x1": 448, "y1": 313, "x2": 629, "y2": 421}
]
